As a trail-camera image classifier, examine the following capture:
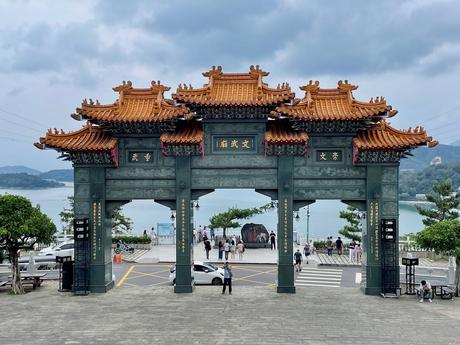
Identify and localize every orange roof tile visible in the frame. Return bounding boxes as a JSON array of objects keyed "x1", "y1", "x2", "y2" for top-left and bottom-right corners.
[
  {"x1": 172, "y1": 65, "x2": 294, "y2": 107},
  {"x1": 74, "y1": 81, "x2": 191, "y2": 123},
  {"x1": 34, "y1": 123, "x2": 117, "y2": 152},
  {"x1": 160, "y1": 122, "x2": 203, "y2": 145},
  {"x1": 273, "y1": 80, "x2": 398, "y2": 121},
  {"x1": 265, "y1": 122, "x2": 308, "y2": 144},
  {"x1": 353, "y1": 120, "x2": 438, "y2": 150}
]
